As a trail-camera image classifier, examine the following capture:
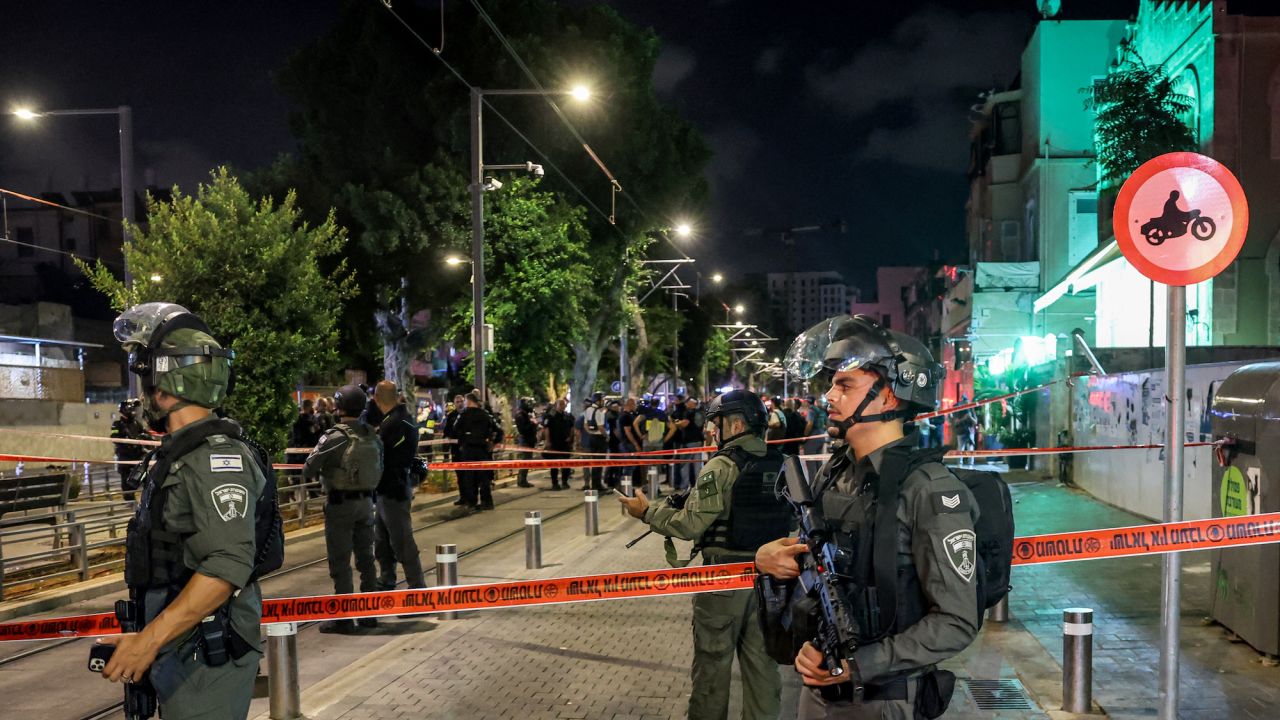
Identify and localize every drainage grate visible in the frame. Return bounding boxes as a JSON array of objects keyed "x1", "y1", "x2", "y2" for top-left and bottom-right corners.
[{"x1": 964, "y1": 678, "x2": 1035, "y2": 710}]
